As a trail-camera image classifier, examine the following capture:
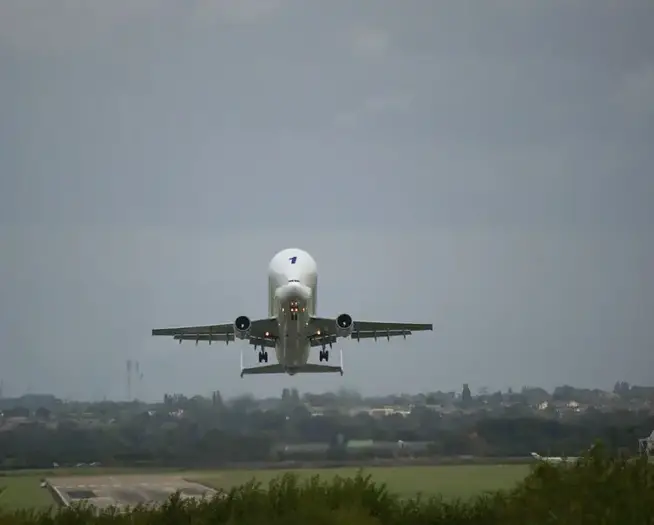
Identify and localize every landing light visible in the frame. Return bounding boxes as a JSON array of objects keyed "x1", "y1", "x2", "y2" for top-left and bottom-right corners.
[
  {"x1": 316, "y1": 330, "x2": 321, "y2": 335},
  {"x1": 265, "y1": 331, "x2": 270, "y2": 337}
]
